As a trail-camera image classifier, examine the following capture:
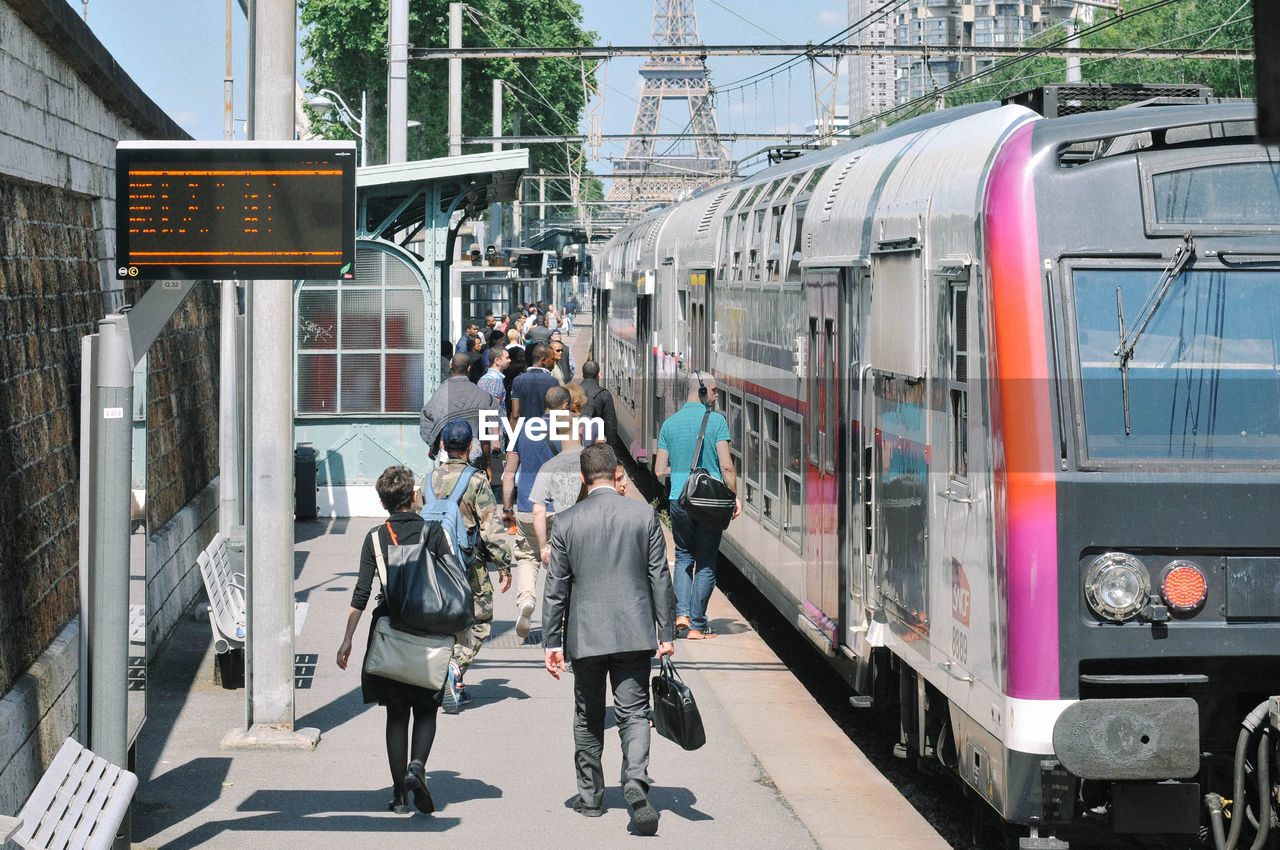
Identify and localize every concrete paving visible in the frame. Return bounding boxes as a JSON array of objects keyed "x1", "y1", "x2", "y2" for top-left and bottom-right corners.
[{"x1": 129, "y1": 316, "x2": 950, "y2": 848}]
